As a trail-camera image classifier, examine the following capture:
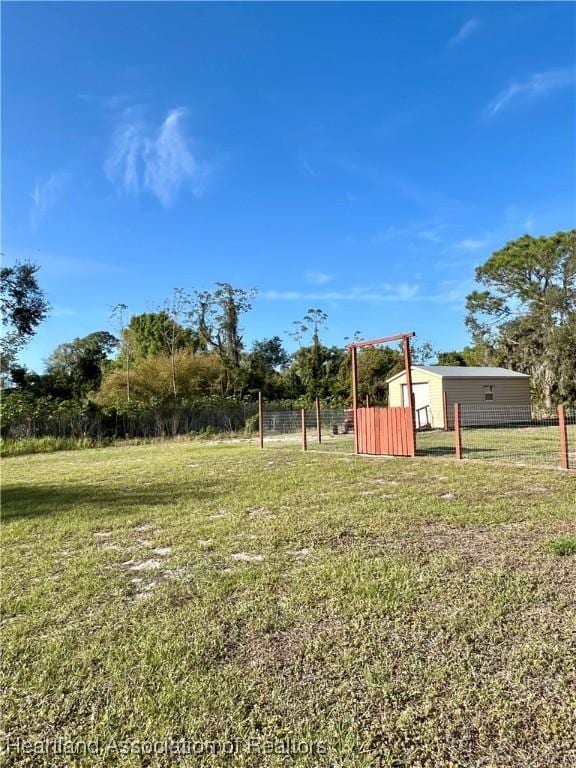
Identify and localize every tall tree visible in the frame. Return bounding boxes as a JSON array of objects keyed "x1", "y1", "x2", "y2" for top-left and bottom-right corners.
[
  {"x1": 190, "y1": 284, "x2": 257, "y2": 396},
  {"x1": 242, "y1": 337, "x2": 290, "y2": 399},
  {"x1": 158, "y1": 289, "x2": 193, "y2": 402},
  {"x1": 127, "y1": 311, "x2": 194, "y2": 359},
  {"x1": 409, "y1": 340, "x2": 436, "y2": 365},
  {"x1": 290, "y1": 308, "x2": 328, "y2": 347},
  {"x1": 289, "y1": 309, "x2": 329, "y2": 398},
  {"x1": 436, "y1": 351, "x2": 467, "y2": 366},
  {"x1": 1, "y1": 261, "x2": 50, "y2": 373},
  {"x1": 465, "y1": 230, "x2": 576, "y2": 407},
  {"x1": 190, "y1": 290, "x2": 215, "y2": 354},
  {"x1": 213, "y1": 283, "x2": 257, "y2": 369},
  {"x1": 46, "y1": 331, "x2": 118, "y2": 399},
  {"x1": 111, "y1": 303, "x2": 133, "y2": 402},
  {"x1": 249, "y1": 337, "x2": 290, "y2": 371}
]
